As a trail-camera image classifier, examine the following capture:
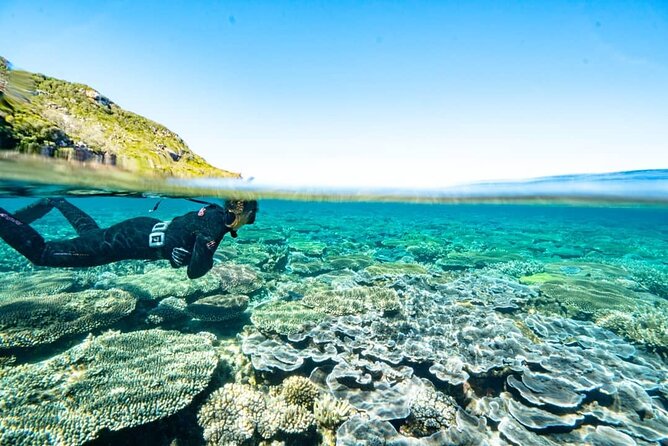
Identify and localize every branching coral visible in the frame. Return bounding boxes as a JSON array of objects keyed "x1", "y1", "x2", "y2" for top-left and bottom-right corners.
[
  {"x1": 197, "y1": 382, "x2": 315, "y2": 446},
  {"x1": 280, "y1": 375, "x2": 320, "y2": 410},
  {"x1": 596, "y1": 309, "x2": 668, "y2": 354},
  {"x1": 0, "y1": 329, "x2": 217, "y2": 445},
  {"x1": 198, "y1": 383, "x2": 267, "y2": 445},
  {"x1": 313, "y1": 394, "x2": 354, "y2": 430}
]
